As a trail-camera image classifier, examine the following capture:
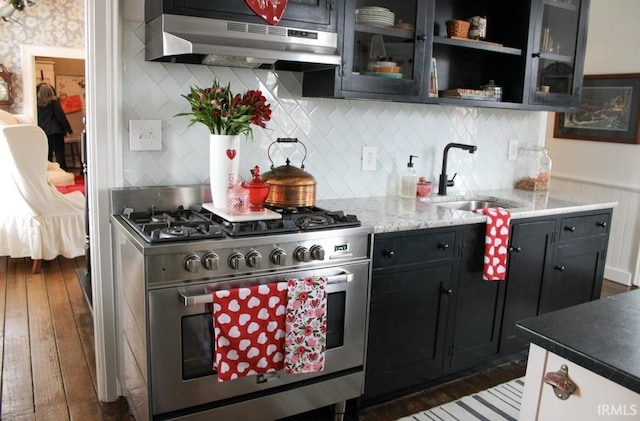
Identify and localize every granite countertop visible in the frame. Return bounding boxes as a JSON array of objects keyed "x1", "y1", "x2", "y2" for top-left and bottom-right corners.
[
  {"x1": 317, "y1": 188, "x2": 617, "y2": 233},
  {"x1": 516, "y1": 289, "x2": 640, "y2": 394}
]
